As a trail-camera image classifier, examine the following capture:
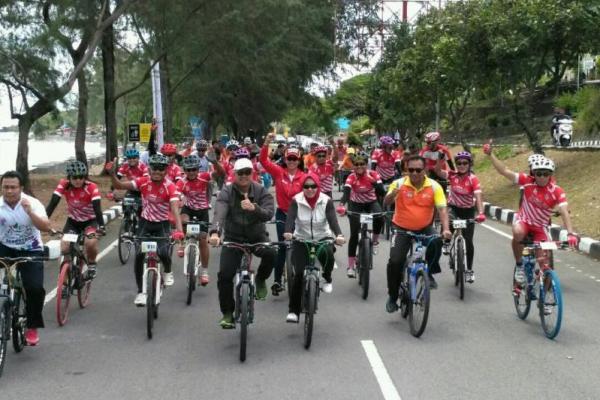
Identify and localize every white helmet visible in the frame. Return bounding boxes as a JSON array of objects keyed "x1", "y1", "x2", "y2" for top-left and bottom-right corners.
[
  {"x1": 531, "y1": 156, "x2": 555, "y2": 172},
  {"x1": 527, "y1": 153, "x2": 545, "y2": 168}
]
